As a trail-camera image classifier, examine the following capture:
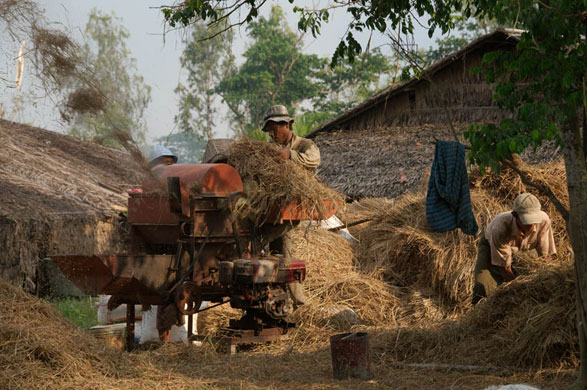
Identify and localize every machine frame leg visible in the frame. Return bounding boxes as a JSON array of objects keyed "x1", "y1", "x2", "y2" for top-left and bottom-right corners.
[{"x1": 126, "y1": 304, "x2": 135, "y2": 351}]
